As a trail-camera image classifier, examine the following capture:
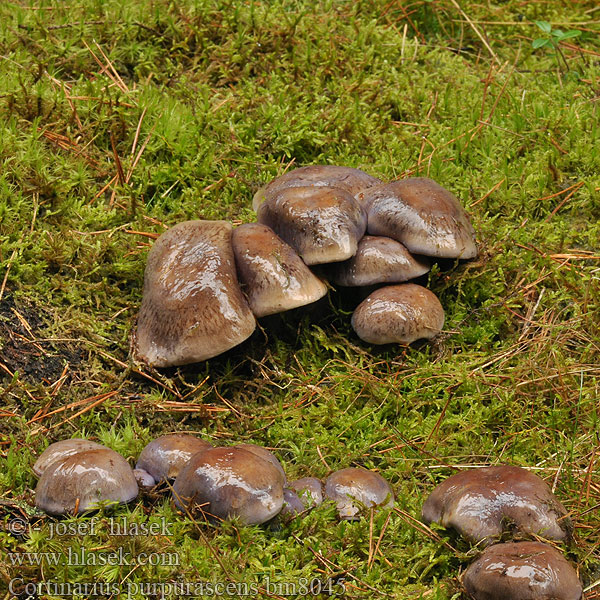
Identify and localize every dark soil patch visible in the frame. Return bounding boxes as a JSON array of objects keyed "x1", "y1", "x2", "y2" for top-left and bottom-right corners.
[{"x1": 0, "y1": 295, "x2": 84, "y2": 383}]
